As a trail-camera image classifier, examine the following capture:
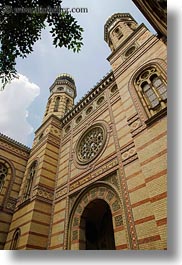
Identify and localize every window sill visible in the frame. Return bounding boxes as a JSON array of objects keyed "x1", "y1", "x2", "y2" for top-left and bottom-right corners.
[
  {"x1": 145, "y1": 107, "x2": 167, "y2": 126},
  {"x1": 17, "y1": 198, "x2": 30, "y2": 210}
]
